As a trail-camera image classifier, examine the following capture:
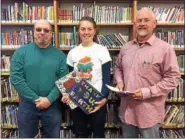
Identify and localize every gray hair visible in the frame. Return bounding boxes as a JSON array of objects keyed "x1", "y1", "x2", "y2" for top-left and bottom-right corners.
[{"x1": 137, "y1": 7, "x2": 156, "y2": 21}]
